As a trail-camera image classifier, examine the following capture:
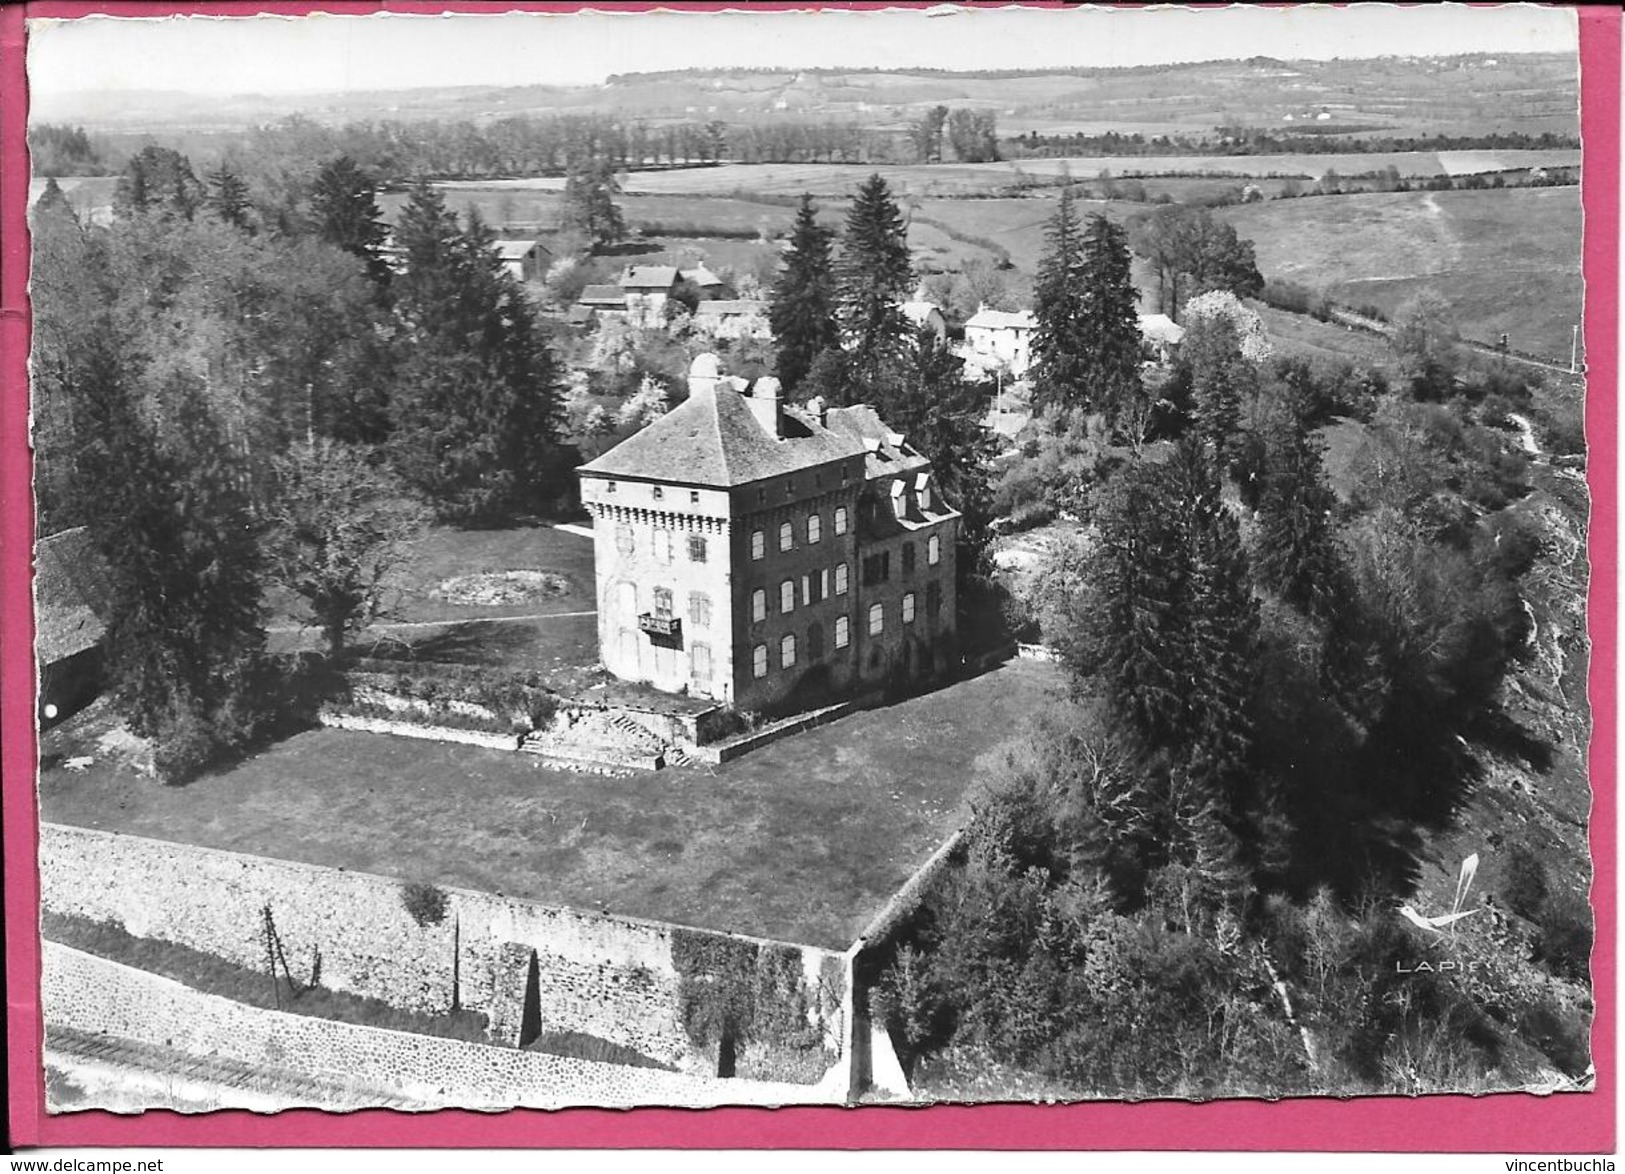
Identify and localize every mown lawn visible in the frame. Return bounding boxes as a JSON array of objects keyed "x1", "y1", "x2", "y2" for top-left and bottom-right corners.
[{"x1": 40, "y1": 658, "x2": 1064, "y2": 950}]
